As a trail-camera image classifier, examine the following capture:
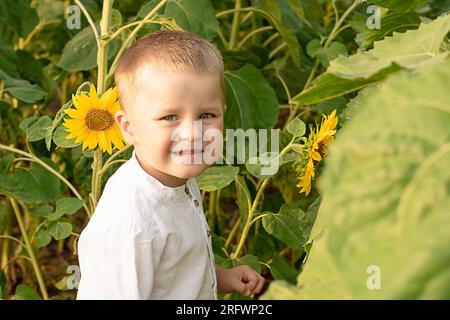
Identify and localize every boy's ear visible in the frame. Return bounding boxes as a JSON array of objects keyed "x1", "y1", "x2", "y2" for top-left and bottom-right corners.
[{"x1": 115, "y1": 110, "x2": 135, "y2": 145}]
